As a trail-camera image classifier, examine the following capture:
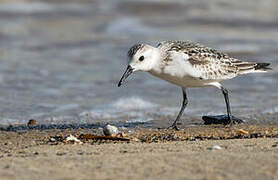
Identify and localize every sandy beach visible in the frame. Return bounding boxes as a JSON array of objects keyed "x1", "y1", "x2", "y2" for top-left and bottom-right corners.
[{"x1": 0, "y1": 125, "x2": 278, "y2": 180}]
